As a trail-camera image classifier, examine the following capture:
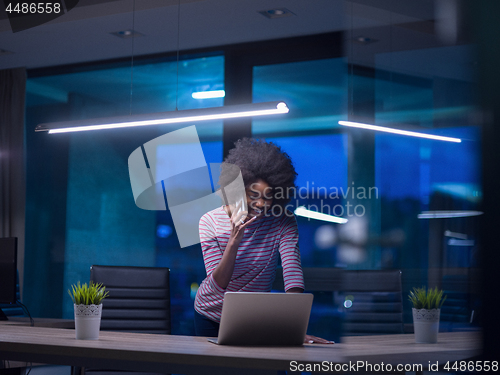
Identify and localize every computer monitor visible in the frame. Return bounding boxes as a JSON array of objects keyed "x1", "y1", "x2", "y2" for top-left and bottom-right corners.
[{"x1": 0, "y1": 237, "x2": 18, "y2": 321}]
